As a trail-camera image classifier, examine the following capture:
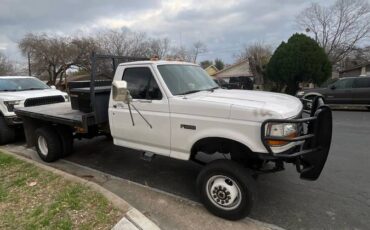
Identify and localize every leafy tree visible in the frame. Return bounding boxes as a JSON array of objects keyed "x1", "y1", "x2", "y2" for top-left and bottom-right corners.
[
  {"x1": 200, "y1": 60, "x2": 212, "y2": 69},
  {"x1": 214, "y1": 58, "x2": 225, "y2": 70},
  {"x1": 266, "y1": 33, "x2": 332, "y2": 95}
]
